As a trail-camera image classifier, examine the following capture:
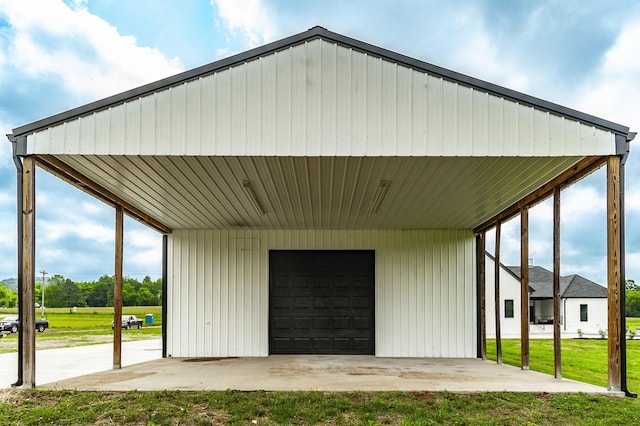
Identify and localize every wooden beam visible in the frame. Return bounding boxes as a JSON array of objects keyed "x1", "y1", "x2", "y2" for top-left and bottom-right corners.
[
  {"x1": 494, "y1": 222, "x2": 502, "y2": 365},
  {"x1": 553, "y1": 187, "x2": 562, "y2": 379},
  {"x1": 21, "y1": 156, "x2": 36, "y2": 388},
  {"x1": 479, "y1": 232, "x2": 487, "y2": 360},
  {"x1": 607, "y1": 156, "x2": 622, "y2": 391},
  {"x1": 474, "y1": 156, "x2": 607, "y2": 234},
  {"x1": 520, "y1": 206, "x2": 530, "y2": 370},
  {"x1": 113, "y1": 206, "x2": 124, "y2": 370},
  {"x1": 35, "y1": 155, "x2": 172, "y2": 235}
]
